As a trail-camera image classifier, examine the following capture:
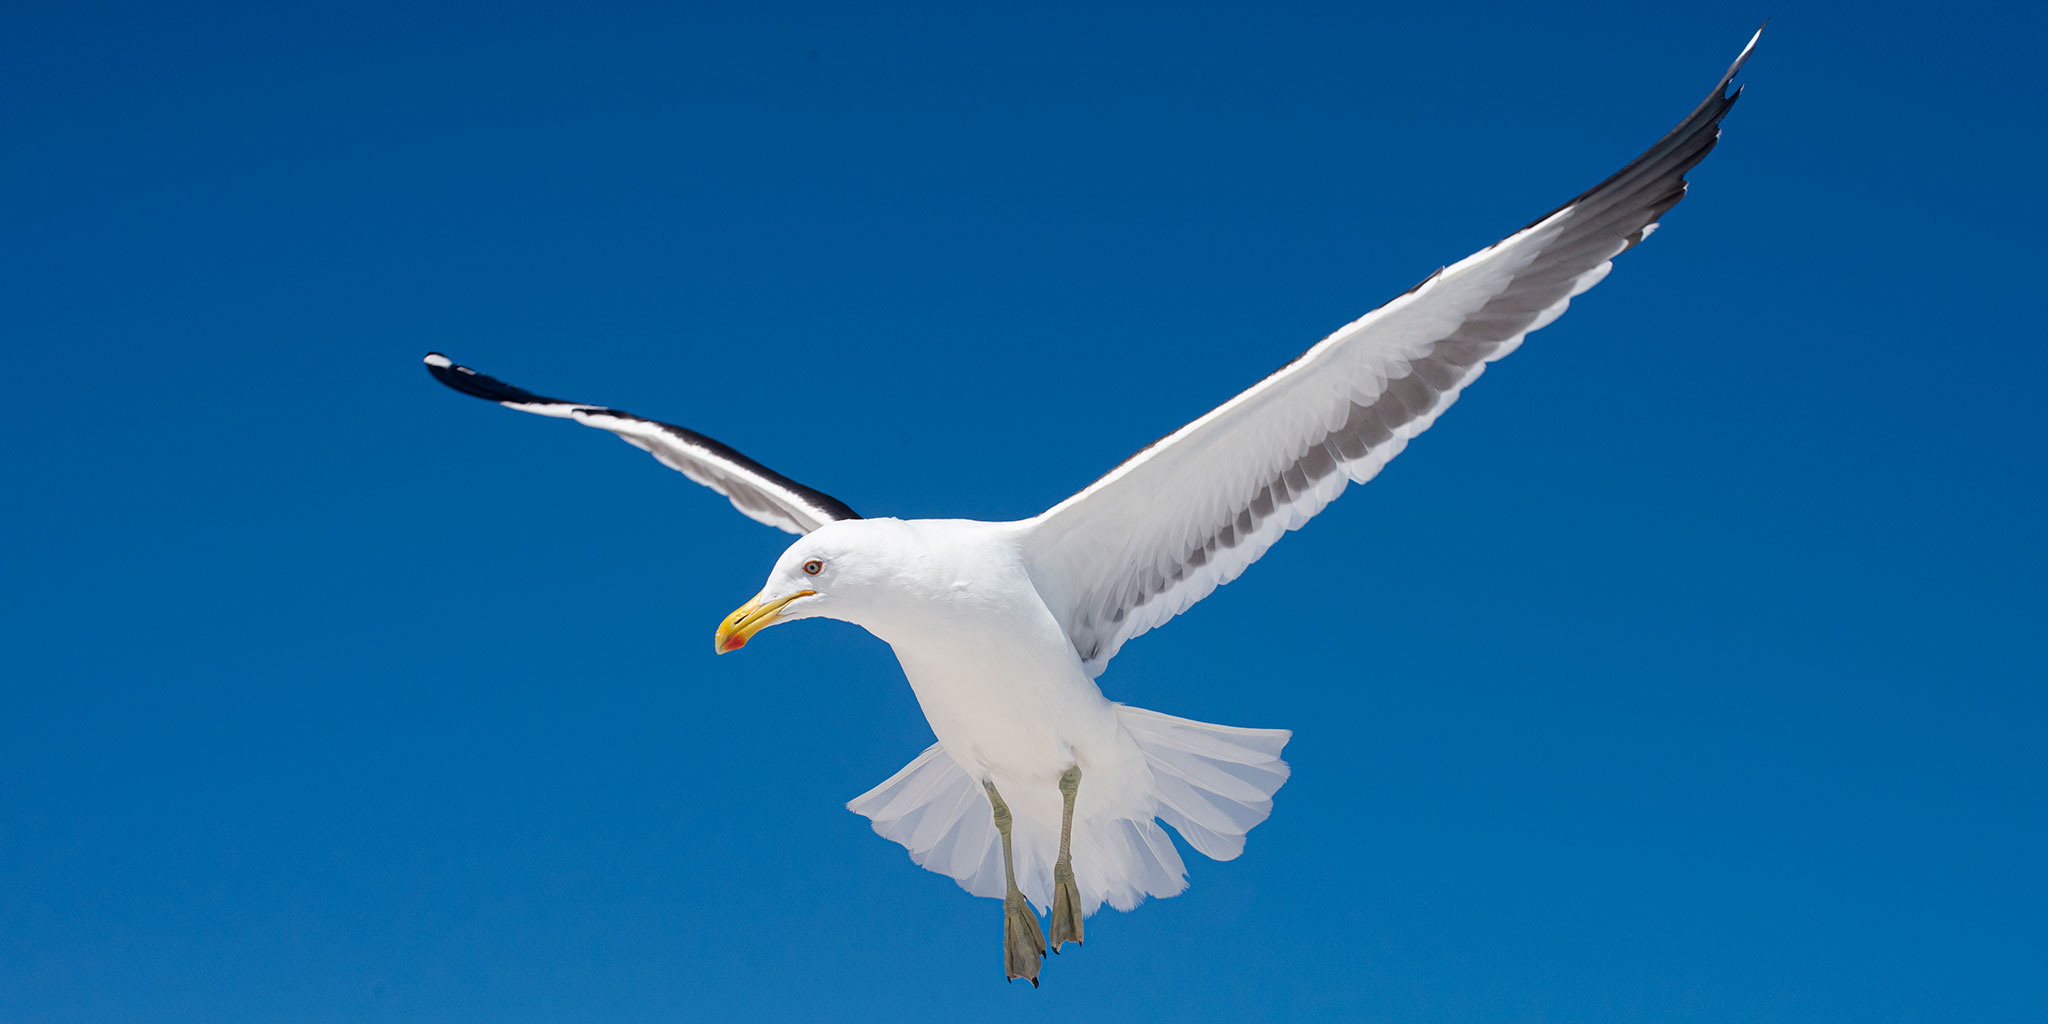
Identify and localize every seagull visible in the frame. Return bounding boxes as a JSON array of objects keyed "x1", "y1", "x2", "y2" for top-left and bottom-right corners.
[{"x1": 425, "y1": 30, "x2": 1758, "y2": 986}]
